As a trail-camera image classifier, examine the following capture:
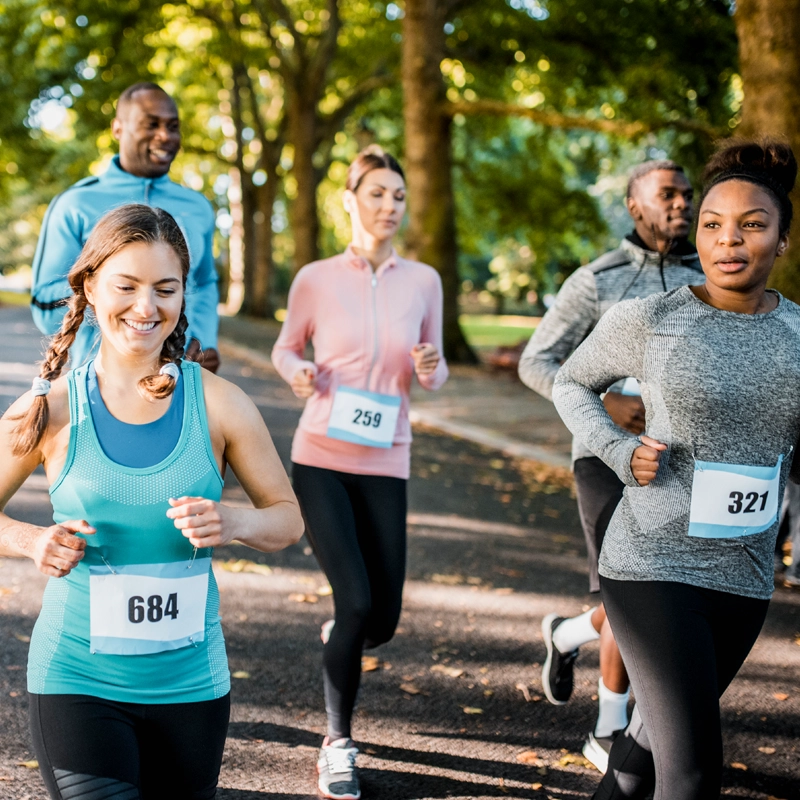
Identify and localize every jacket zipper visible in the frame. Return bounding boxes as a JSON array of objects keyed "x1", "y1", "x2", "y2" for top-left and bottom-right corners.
[{"x1": 366, "y1": 272, "x2": 379, "y2": 391}]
